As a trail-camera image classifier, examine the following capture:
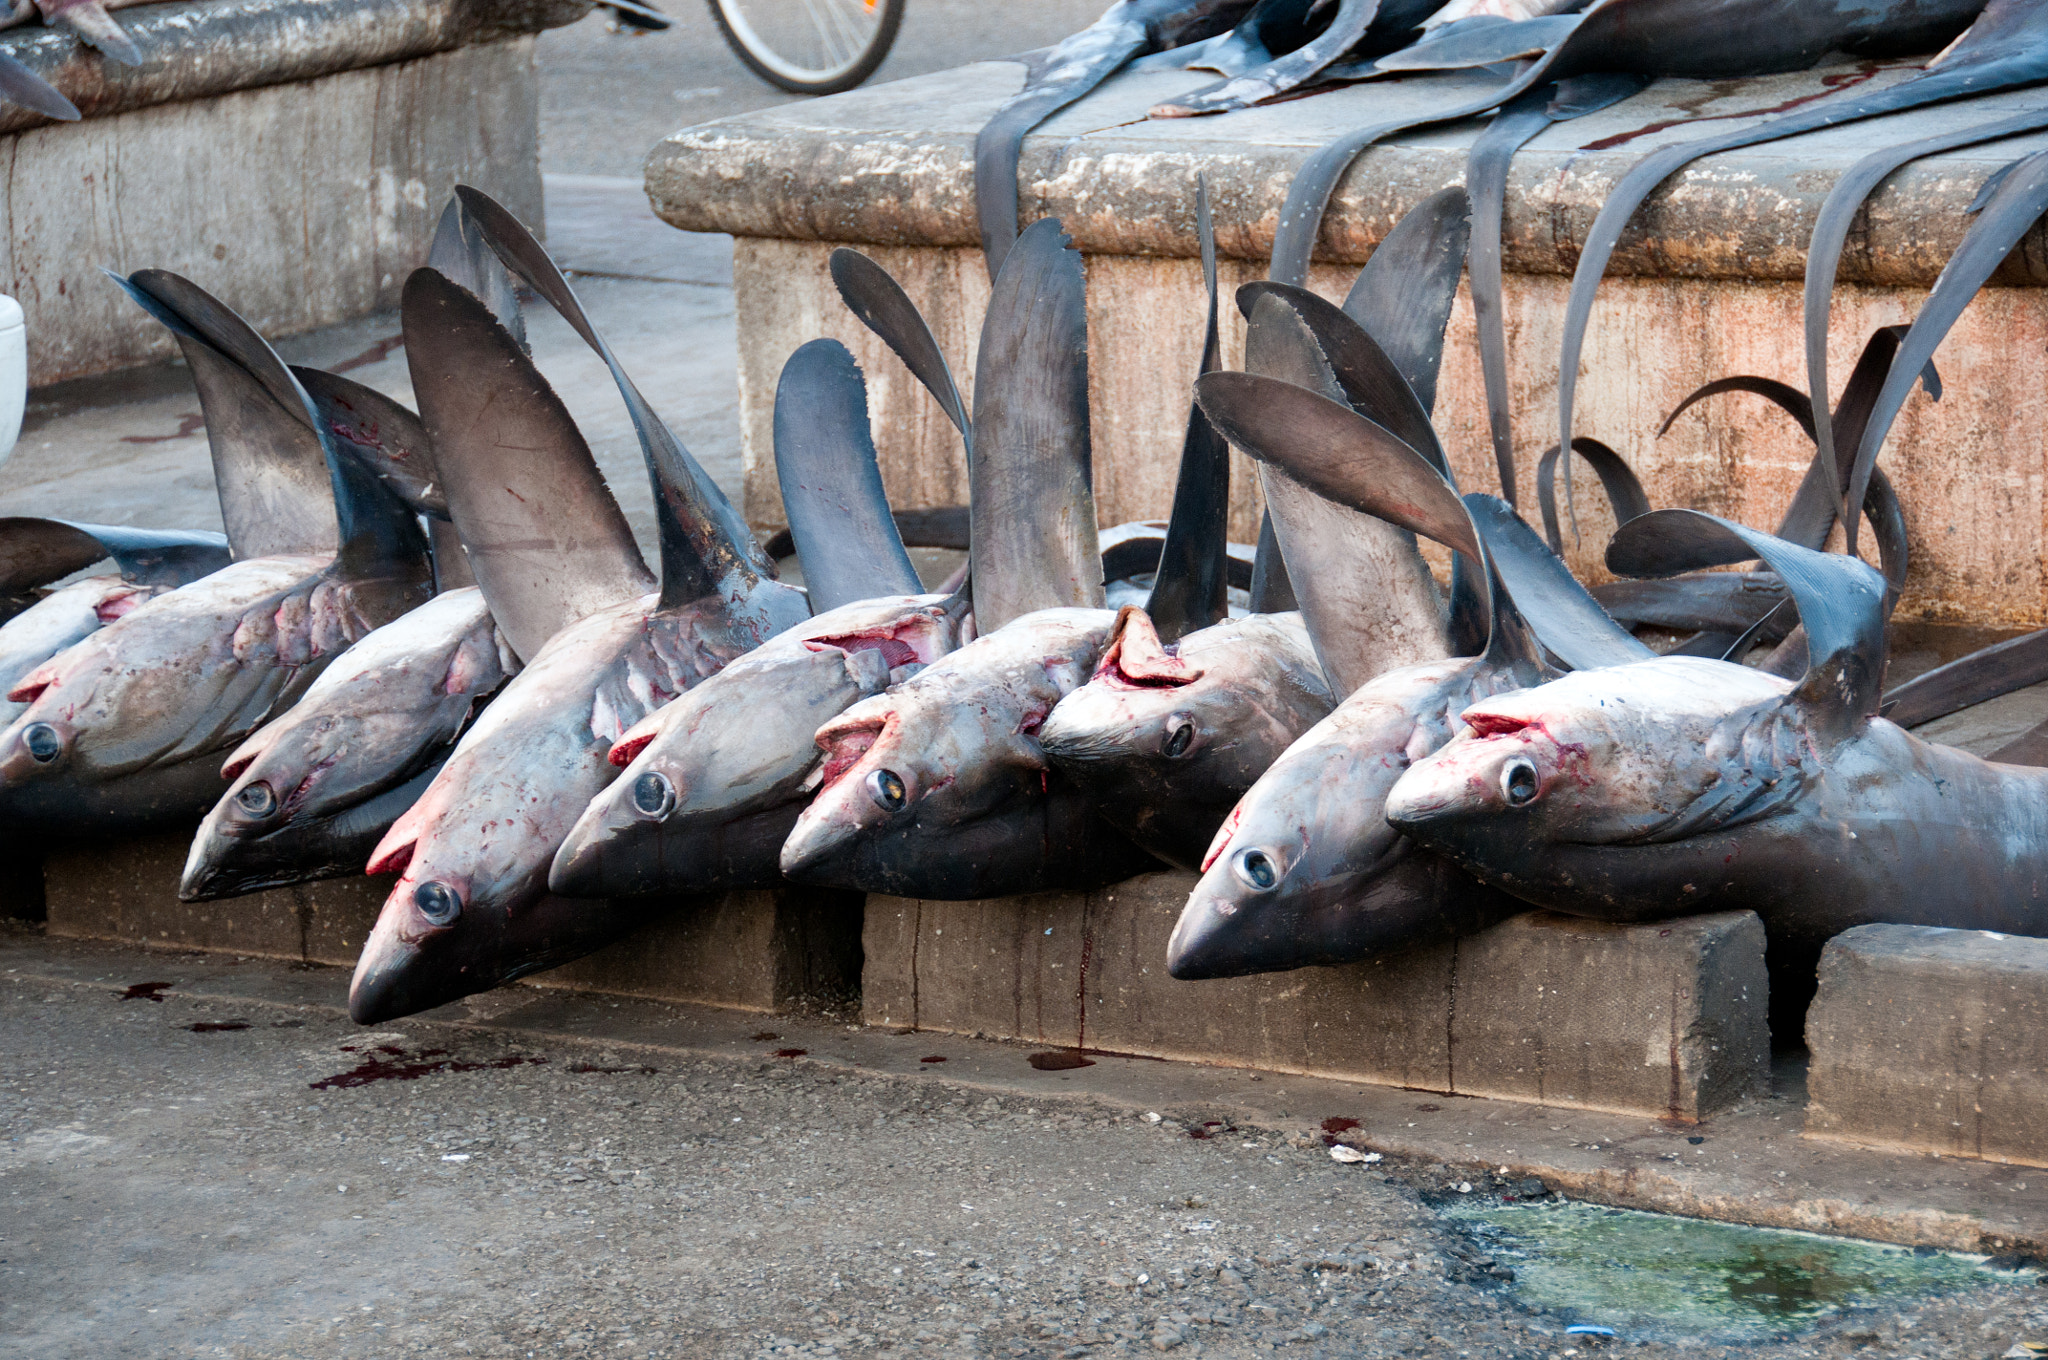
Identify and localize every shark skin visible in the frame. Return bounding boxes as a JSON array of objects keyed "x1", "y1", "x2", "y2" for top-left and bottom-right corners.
[
  {"x1": 181, "y1": 587, "x2": 516, "y2": 901},
  {"x1": 548, "y1": 593, "x2": 971, "y2": 900},
  {"x1": 0, "y1": 554, "x2": 428, "y2": 831},
  {"x1": 1039, "y1": 607, "x2": 1334, "y2": 872},
  {"x1": 0, "y1": 576, "x2": 163, "y2": 732},
  {"x1": 347, "y1": 589, "x2": 800, "y2": 1025},
  {"x1": 1385, "y1": 654, "x2": 2048, "y2": 971},
  {"x1": 1167, "y1": 651, "x2": 1530, "y2": 979},
  {"x1": 779, "y1": 606, "x2": 1159, "y2": 900}
]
